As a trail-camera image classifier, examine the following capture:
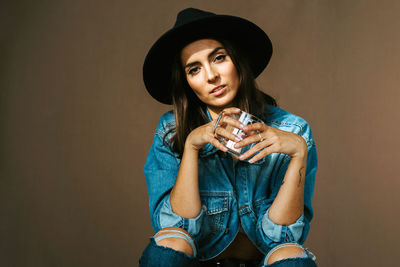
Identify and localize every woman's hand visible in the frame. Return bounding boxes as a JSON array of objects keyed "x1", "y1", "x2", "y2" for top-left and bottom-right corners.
[
  {"x1": 185, "y1": 107, "x2": 243, "y2": 152},
  {"x1": 173, "y1": 108, "x2": 242, "y2": 219},
  {"x1": 235, "y1": 123, "x2": 308, "y2": 163}
]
